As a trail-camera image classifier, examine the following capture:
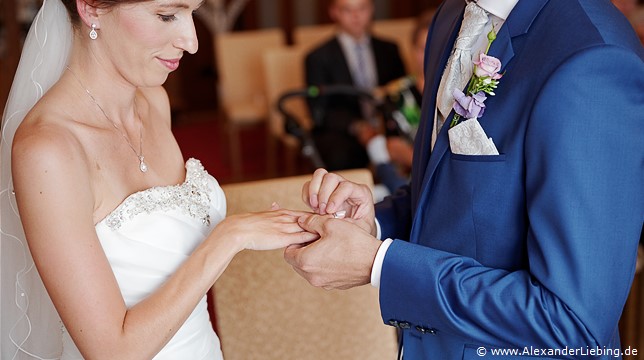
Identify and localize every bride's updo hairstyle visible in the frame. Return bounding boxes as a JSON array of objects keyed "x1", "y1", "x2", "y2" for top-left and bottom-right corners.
[{"x1": 61, "y1": 0, "x2": 148, "y2": 26}]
